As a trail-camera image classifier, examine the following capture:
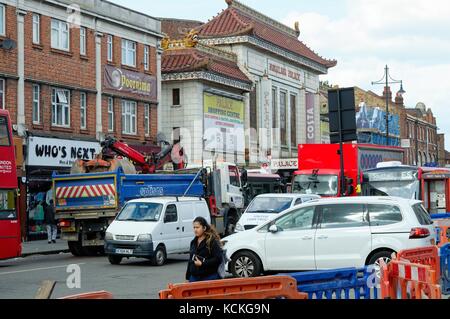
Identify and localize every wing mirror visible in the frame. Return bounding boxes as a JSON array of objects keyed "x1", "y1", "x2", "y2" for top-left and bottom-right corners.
[{"x1": 269, "y1": 225, "x2": 279, "y2": 233}]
